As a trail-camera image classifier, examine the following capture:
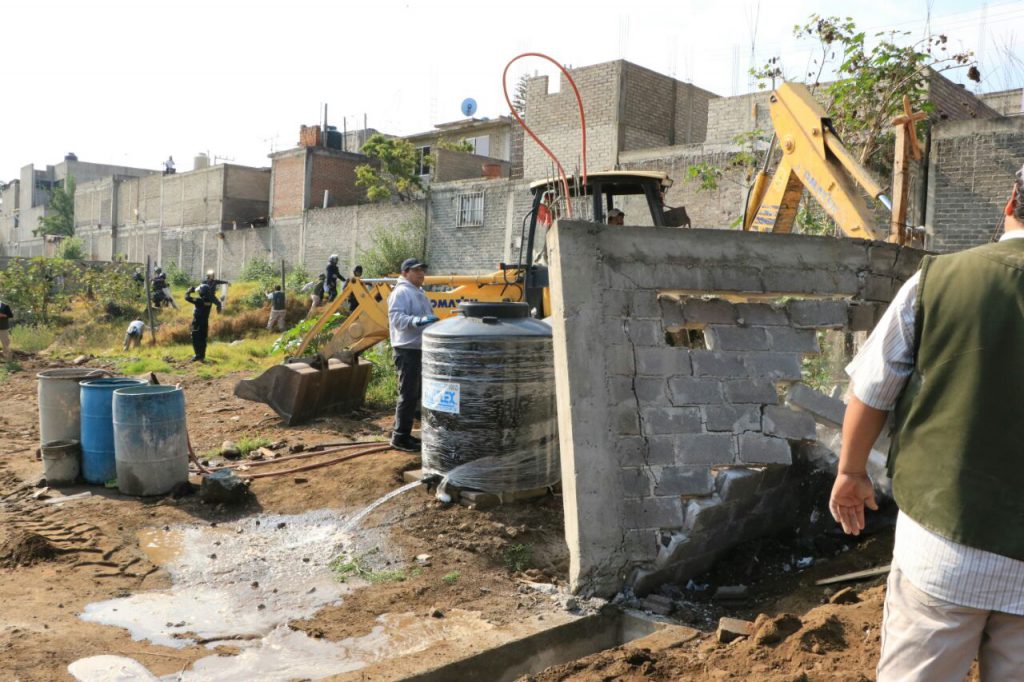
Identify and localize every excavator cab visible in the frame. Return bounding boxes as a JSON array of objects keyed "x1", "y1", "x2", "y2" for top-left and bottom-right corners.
[{"x1": 236, "y1": 171, "x2": 683, "y2": 425}]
